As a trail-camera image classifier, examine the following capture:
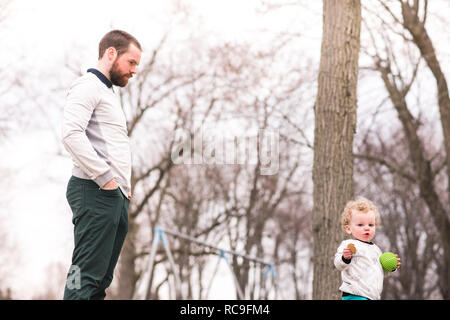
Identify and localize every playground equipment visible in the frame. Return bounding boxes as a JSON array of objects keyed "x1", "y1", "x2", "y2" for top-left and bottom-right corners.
[{"x1": 132, "y1": 226, "x2": 279, "y2": 300}]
